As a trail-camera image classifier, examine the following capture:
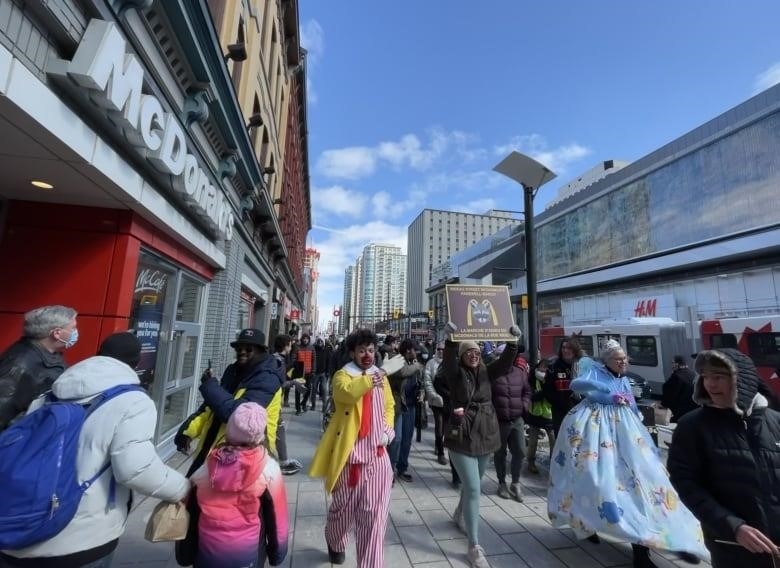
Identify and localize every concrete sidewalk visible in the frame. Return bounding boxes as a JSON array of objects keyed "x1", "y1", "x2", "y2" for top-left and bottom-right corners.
[{"x1": 113, "y1": 406, "x2": 710, "y2": 567}]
